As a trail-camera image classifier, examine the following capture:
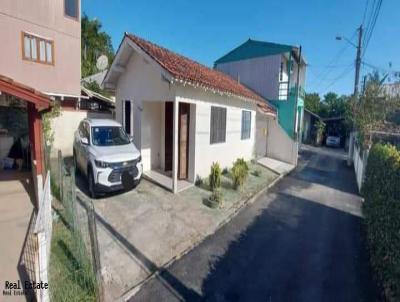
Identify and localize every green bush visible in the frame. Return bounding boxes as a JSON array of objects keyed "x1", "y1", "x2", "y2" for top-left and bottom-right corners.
[
  {"x1": 209, "y1": 162, "x2": 221, "y2": 191},
  {"x1": 363, "y1": 143, "x2": 400, "y2": 301},
  {"x1": 252, "y1": 169, "x2": 261, "y2": 177},
  {"x1": 231, "y1": 158, "x2": 249, "y2": 190}
]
